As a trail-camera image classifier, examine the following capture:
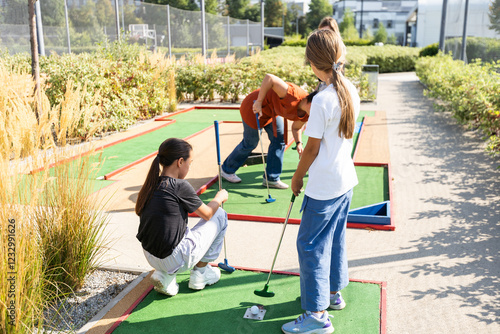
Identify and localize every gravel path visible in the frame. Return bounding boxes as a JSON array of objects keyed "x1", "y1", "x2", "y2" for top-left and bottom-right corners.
[{"x1": 41, "y1": 269, "x2": 139, "y2": 333}]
